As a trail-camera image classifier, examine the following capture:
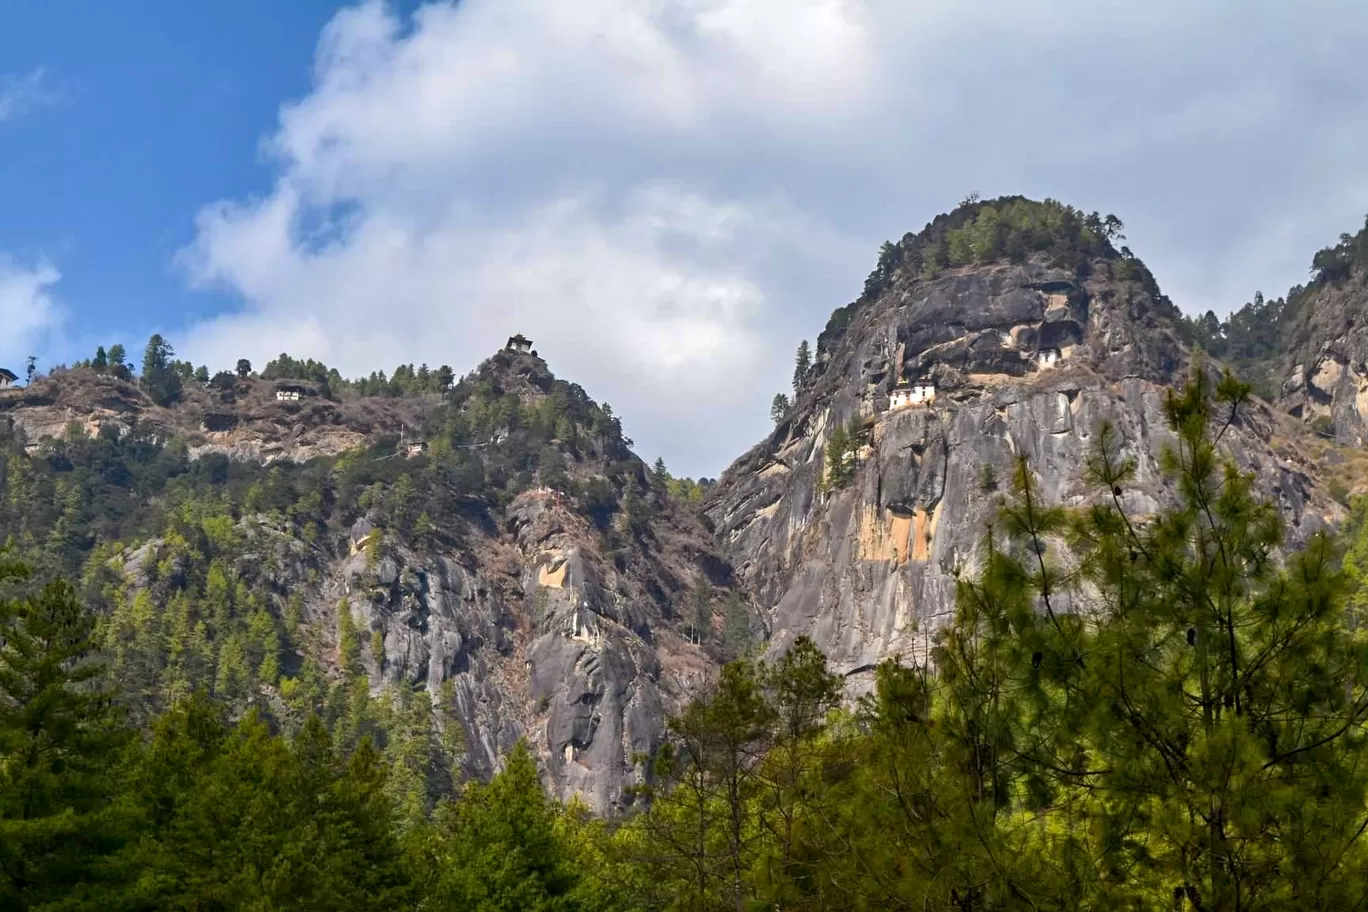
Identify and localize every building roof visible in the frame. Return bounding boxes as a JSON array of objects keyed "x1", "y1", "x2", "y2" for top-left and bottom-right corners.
[
  {"x1": 0, "y1": 368, "x2": 16, "y2": 382},
  {"x1": 274, "y1": 380, "x2": 310, "y2": 391},
  {"x1": 507, "y1": 333, "x2": 533, "y2": 347}
]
